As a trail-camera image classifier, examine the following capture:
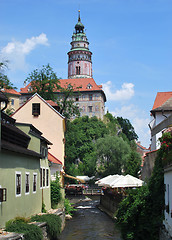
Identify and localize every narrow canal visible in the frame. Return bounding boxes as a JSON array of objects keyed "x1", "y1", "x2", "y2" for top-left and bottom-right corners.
[{"x1": 59, "y1": 196, "x2": 122, "y2": 240}]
